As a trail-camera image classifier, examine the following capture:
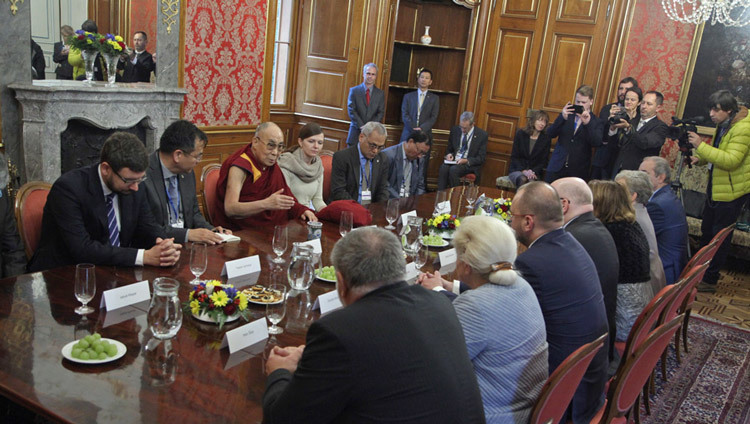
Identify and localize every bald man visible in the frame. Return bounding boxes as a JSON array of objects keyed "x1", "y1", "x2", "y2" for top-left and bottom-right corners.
[
  {"x1": 552, "y1": 177, "x2": 619, "y2": 366},
  {"x1": 511, "y1": 181, "x2": 608, "y2": 423},
  {"x1": 213, "y1": 122, "x2": 317, "y2": 229}
]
